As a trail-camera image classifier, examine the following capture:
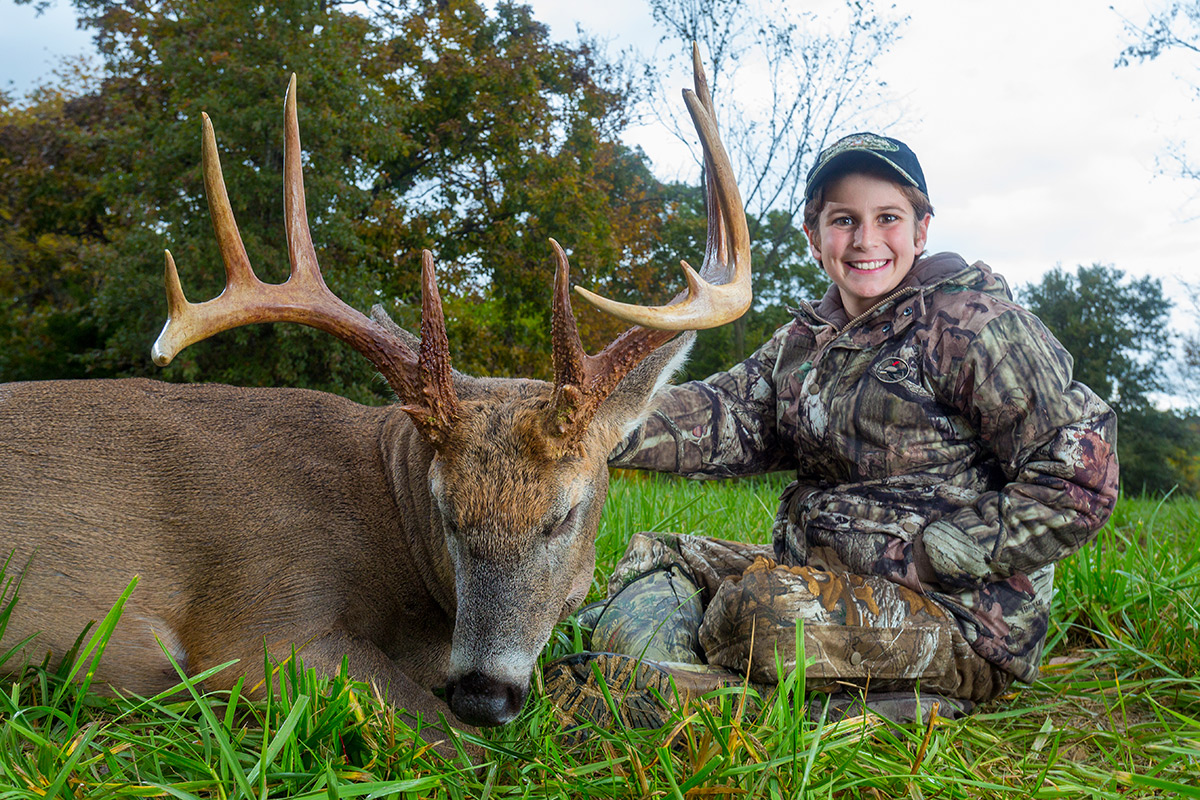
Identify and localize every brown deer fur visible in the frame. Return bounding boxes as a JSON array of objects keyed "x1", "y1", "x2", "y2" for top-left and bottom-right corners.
[{"x1": 0, "y1": 347, "x2": 689, "y2": 735}]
